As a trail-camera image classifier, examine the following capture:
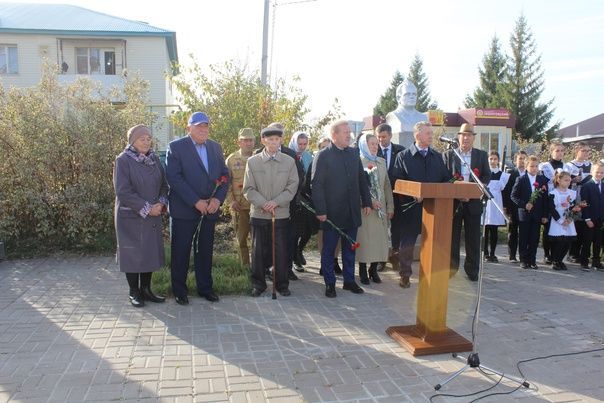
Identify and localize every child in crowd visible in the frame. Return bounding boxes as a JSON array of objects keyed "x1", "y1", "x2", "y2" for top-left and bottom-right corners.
[
  {"x1": 502, "y1": 151, "x2": 527, "y2": 262},
  {"x1": 579, "y1": 162, "x2": 604, "y2": 271},
  {"x1": 483, "y1": 151, "x2": 510, "y2": 262},
  {"x1": 564, "y1": 142, "x2": 592, "y2": 262},
  {"x1": 511, "y1": 155, "x2": 549, "y2": 269},
  {"x1": 548, "y1": 171, "x2": 578, "y2": 271},
  {"x1": 539, "y1": 141, "x2": 565, "y2": 264}
]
